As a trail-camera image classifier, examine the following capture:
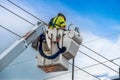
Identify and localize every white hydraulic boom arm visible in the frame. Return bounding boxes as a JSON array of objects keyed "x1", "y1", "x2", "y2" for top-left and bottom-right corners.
[{"x1": 0, "y1": 22, "x2": 46, "y2": 71}]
